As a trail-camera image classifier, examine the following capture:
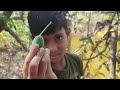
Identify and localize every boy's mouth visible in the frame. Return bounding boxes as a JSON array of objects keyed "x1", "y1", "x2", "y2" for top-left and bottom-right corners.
[{"x1": 50, "y1": 53, "x2": 61, "y2": 59}]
